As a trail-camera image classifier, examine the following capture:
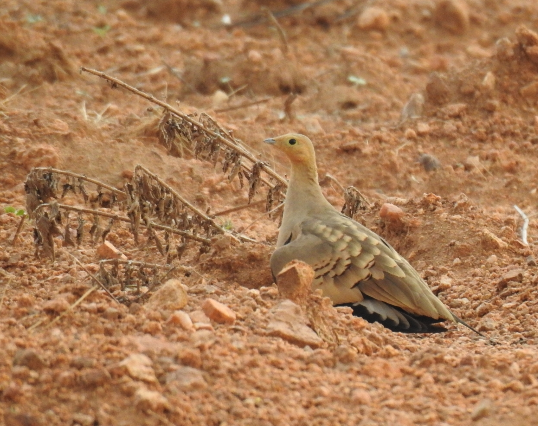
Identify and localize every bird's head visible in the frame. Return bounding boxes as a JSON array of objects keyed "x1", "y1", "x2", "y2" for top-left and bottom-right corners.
[{"x1": 264, "y1": 133, "x2": 316, "y2": 166}]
